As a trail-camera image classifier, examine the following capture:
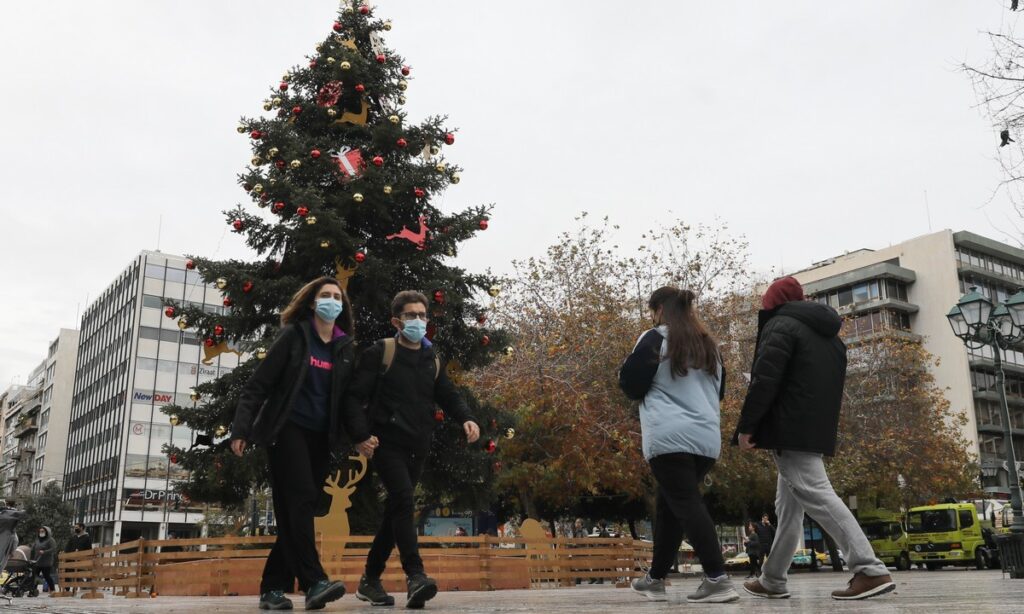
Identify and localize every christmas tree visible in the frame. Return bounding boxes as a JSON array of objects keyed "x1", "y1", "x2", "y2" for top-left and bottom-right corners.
[{"x1": 161, "y1": 1, "x2": 511, "y2": 513}]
